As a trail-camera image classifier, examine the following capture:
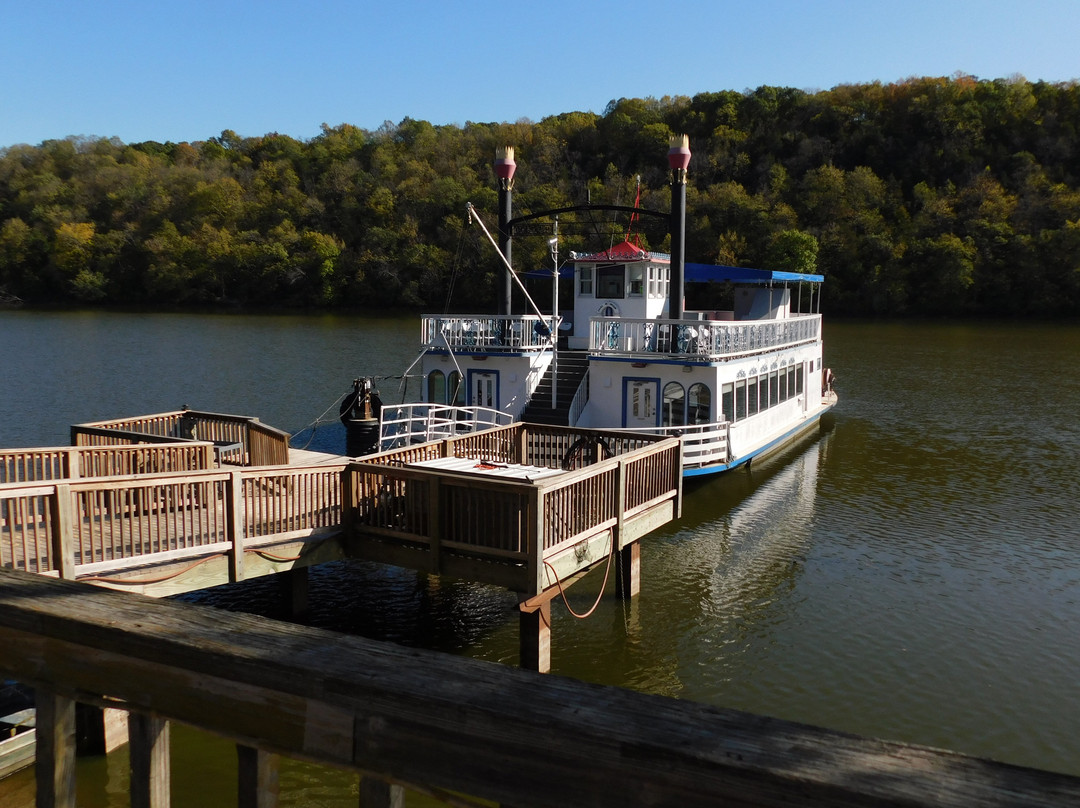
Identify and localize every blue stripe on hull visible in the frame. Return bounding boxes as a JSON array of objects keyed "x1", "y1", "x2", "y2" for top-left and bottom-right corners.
[{"x1": 682, "y1": 404, "x2": 834, "y2": 478}]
